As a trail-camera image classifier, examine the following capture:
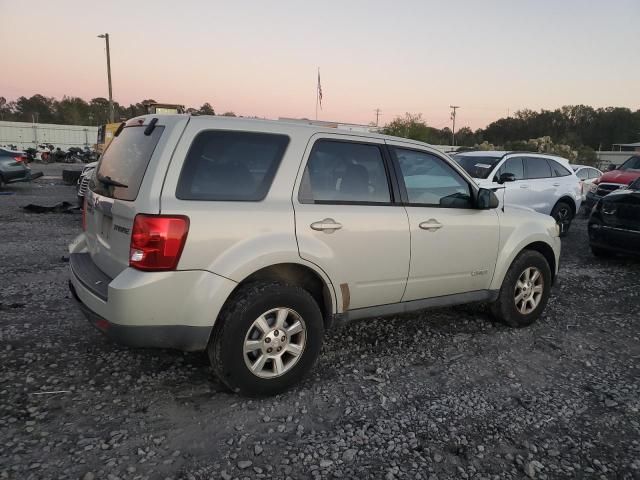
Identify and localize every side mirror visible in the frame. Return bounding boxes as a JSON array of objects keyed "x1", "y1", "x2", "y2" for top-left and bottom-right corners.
[
  {"x1": 497, "y1": 172, "x2": 516, "y2": 184},
  {"x1": 477, "y1": 188, "x2": 500, "y2": 209},
  {"x1": 607, "y1": 164, "x2": 617, "y2": 171}
]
